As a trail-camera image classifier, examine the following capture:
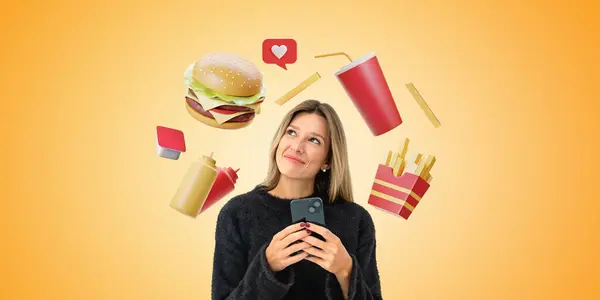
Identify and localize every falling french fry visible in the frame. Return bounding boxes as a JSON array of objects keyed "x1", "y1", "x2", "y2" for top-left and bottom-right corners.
[
  {"x1": 405, "y1": 83, "x2": 441, "y2": 128},
  {"x1": 275, "y1": 72, "x2": 321, "y2": 105}
]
